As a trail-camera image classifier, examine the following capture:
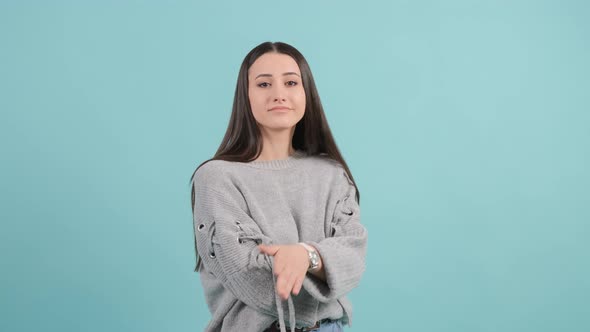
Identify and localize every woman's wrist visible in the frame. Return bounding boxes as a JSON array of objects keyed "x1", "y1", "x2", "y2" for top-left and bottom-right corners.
[{"x1": 298, "y1": 242, "x2": 326, "y2": 281}]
